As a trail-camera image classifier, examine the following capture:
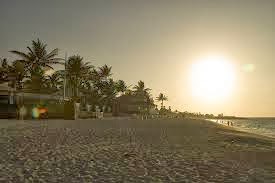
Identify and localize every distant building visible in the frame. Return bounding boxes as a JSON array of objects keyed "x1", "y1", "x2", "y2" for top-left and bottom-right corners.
[
  {"x1": 0, "y1": 82, "x2": 16, "y2": 118},
  {"x1": 0, "y1": 82, "x2": 9, "y2": 95},
  {"x1": 0, "y1": 82, "x2": 14, "y2": 104},
  {"x1": 113, "y1": 94, "x2": 155, "y2": 116},
  {"x1": 0, "y1": 81, "x2": 64, "y2": 119}
]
